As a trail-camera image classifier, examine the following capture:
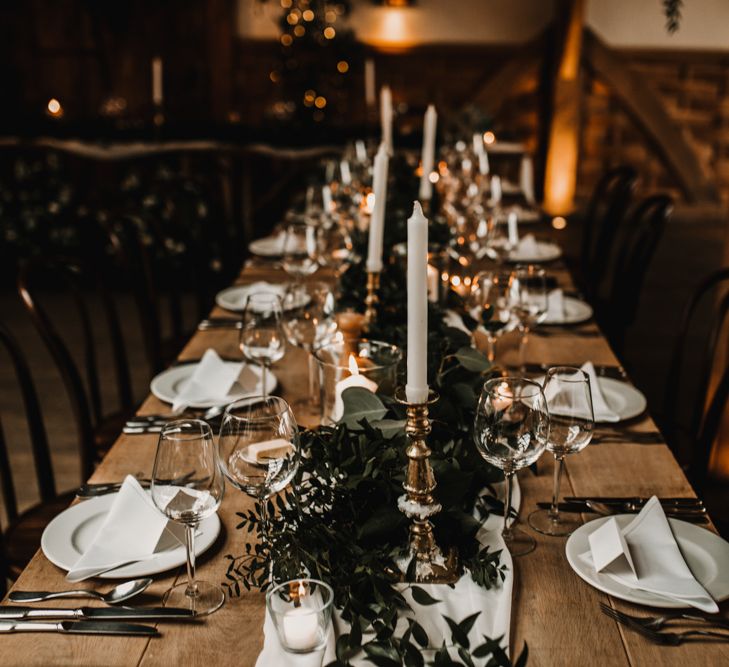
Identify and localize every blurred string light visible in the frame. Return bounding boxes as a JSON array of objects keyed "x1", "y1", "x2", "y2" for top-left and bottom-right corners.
[{"x1": 483, "y1": 131, "x2": 496, "y2": 145}]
